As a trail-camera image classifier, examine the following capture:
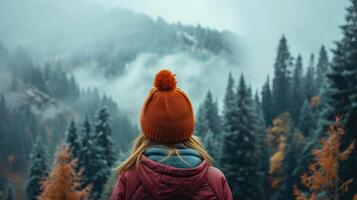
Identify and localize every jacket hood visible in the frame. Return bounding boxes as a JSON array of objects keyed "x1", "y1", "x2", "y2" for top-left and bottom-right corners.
[{"x1": 138, "y1": 155, "x2": 209, "y2": 199}]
